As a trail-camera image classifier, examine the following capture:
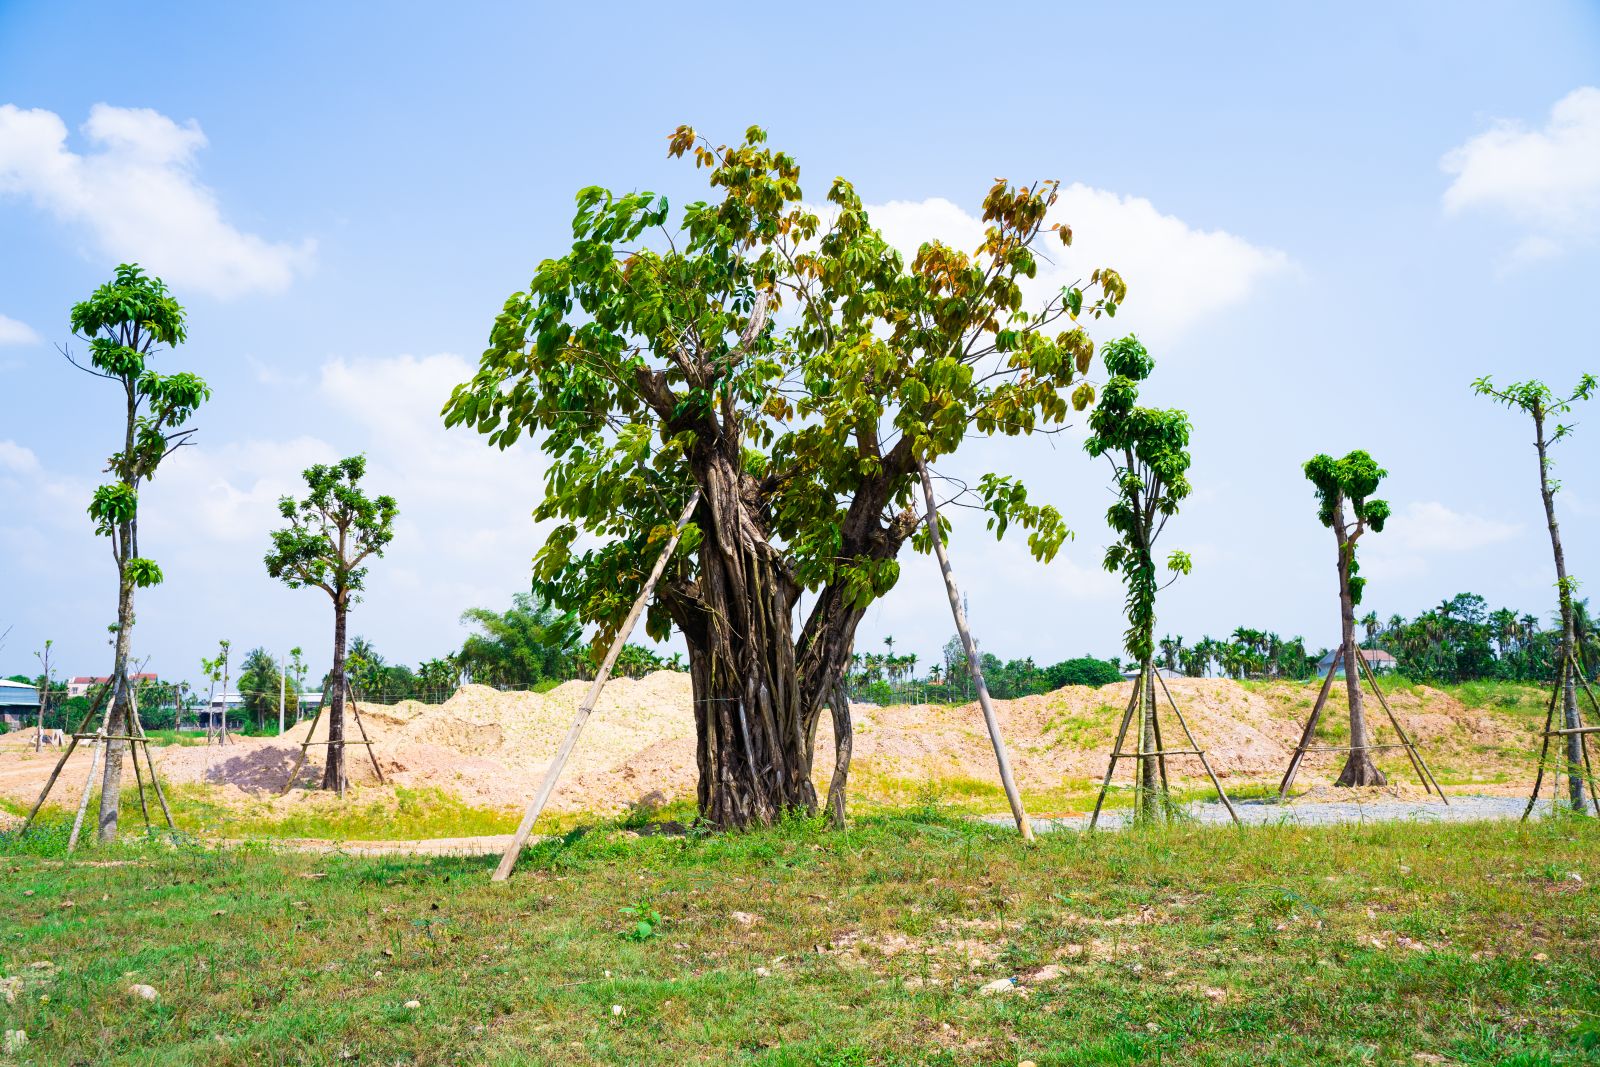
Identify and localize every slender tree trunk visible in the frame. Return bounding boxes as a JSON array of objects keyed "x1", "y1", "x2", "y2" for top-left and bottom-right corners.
[
  {"x1": 97, "y1": 553, "x2": 136, "y2": 842},
  {"x1": 1139, "y1": 659, "x2": 1159, "y2": 817},
  {"x1": 1534, "y1": 412, "x2": 1586, "y2": 812},
  {"x1": 323, "y1": 599, "x2": 348, "y2": 792},
  {"x1": 1333, "y1": 516, "x2": 1385, "y2": 787}
]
